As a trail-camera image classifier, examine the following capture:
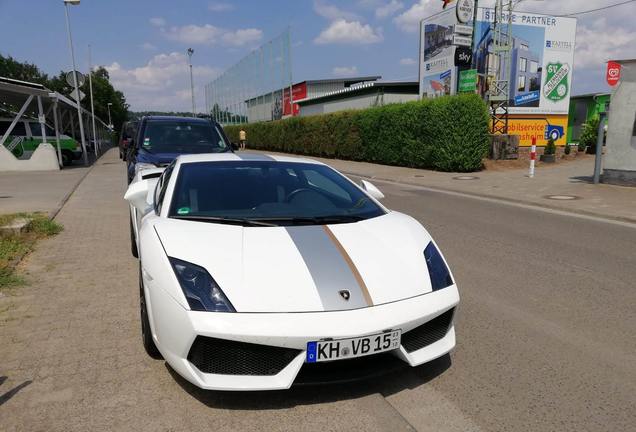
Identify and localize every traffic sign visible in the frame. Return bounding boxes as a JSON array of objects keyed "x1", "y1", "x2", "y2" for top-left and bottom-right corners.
[
  {"x1": 65, "y1": 70, "x2": 85, "y2": 87},
  {"x1": 456, "y1": 0, "x2": 474, "y2": 24},
  {"x1": 453, "y1": 24, "x2": 473, "y2": 35},
  {"x1": 458, "y1": 69, "x2": 477, "y2": 93},
  {"x1": 606, "y1": 61, "x2": 621, "y2": 86},
  {"x1": 70, "y1": 88, "x2": 85, "y2": 102},
  {"x1": 452, "y1": 35, "x2": 472, "y2": 47}
]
